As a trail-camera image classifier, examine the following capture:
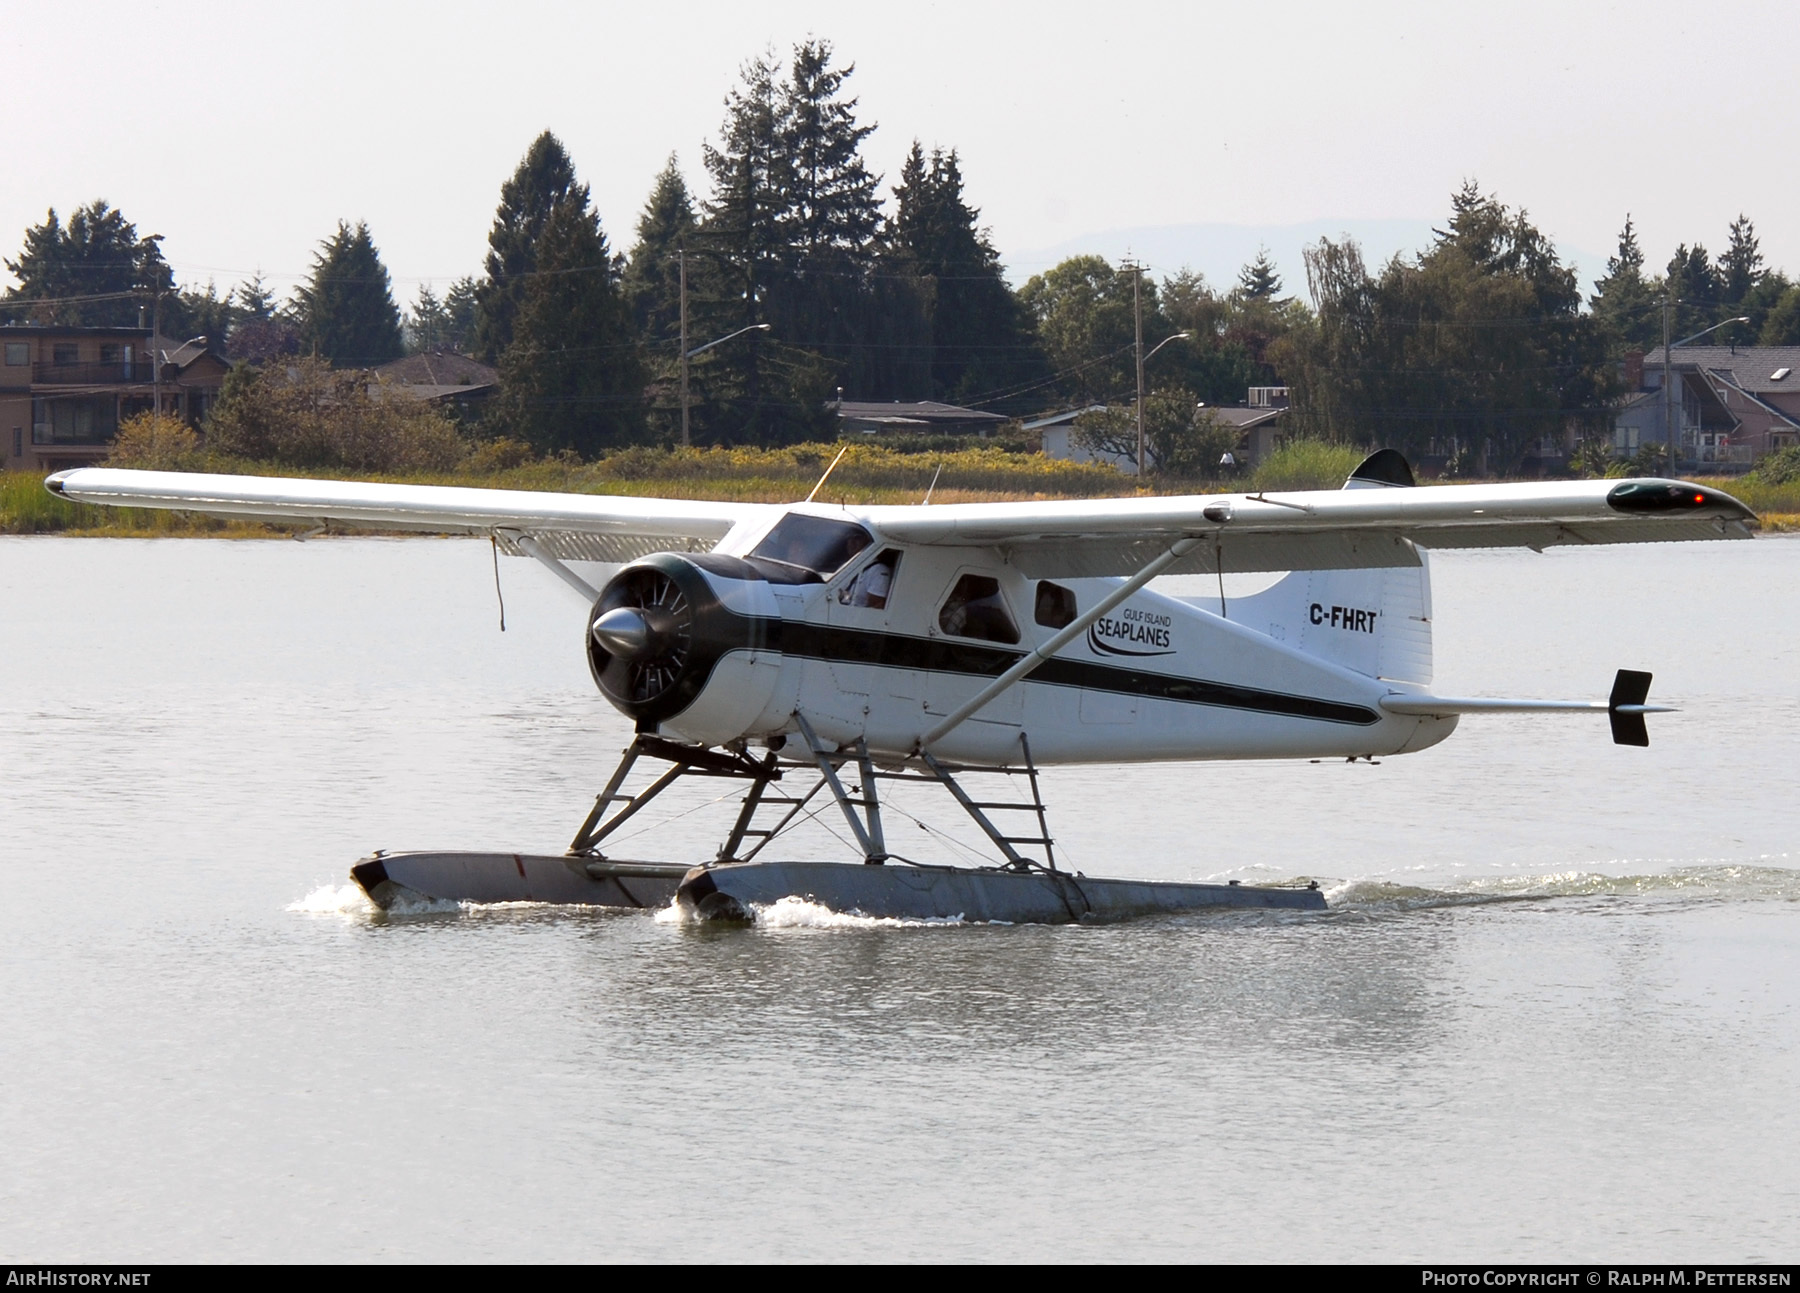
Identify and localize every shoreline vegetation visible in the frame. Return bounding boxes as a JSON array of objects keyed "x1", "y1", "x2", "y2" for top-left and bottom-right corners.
[{"x1": 5, "y1": 440, "x2": 1796, "y2": 538}]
